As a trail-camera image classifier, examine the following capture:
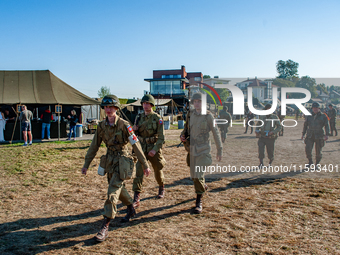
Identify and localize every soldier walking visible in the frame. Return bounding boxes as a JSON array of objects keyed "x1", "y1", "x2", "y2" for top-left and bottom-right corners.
[
  {"x1": 180, "y1": 93, "x2": 222, "y2": 214},
  {"x1": 81, "y1": 95, "x2": 151, "y2": 242},
  {"x1": 132, "y1": 94, "x2": 166, "y2": 208},
  {"x1": 277, "y1": 106, "x2": 285, "y2": 136},
  {"x1": 255, "y1": 104, "x2": 282, "y2": 169},
  {"x1": 328, "y1": 104, "x2": 337, "y2": 136},
  {"x1": 302, "y1": 102, "x2": 330, "y2": 167},
  {"x1": 218, "y1": 104, "x2": 231, "y2": 143},
  {"x1": 244, "y1": 110, "x2": 254, "y2": 134}
]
